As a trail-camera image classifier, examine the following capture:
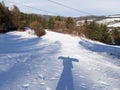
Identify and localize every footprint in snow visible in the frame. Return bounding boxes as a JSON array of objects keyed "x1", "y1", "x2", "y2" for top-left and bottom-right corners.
[
  {"x1": 39, "y1": 82, "x2": 45, "y2": 85},
  {"x1": 23, "y1": 55, "x2": 31, "y2": 62},
  {"x1": 80, "y1": 83, "x2": 87, "y2": 88},
  {"x1": 99, "y1": 81, "x2": 110, "y2": 86},
  {"x1": 45, "y1": 87, "x2": 51, "y2": 90},
  {"x1": 7, "y1": 55, "x2": 12, "y2": 59},
  {"x1": 79, "y1": 75, "x2": 85, "y2": 79},
  {"x1": 49, "y1": 77, "x2": 57, "y2": 81},
  {"x1": 38, "y1": 74, "x2": 45, "y2": 80},
  {"x1": 22, "y1": 84, "x2": 30, "y2": 88}
]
